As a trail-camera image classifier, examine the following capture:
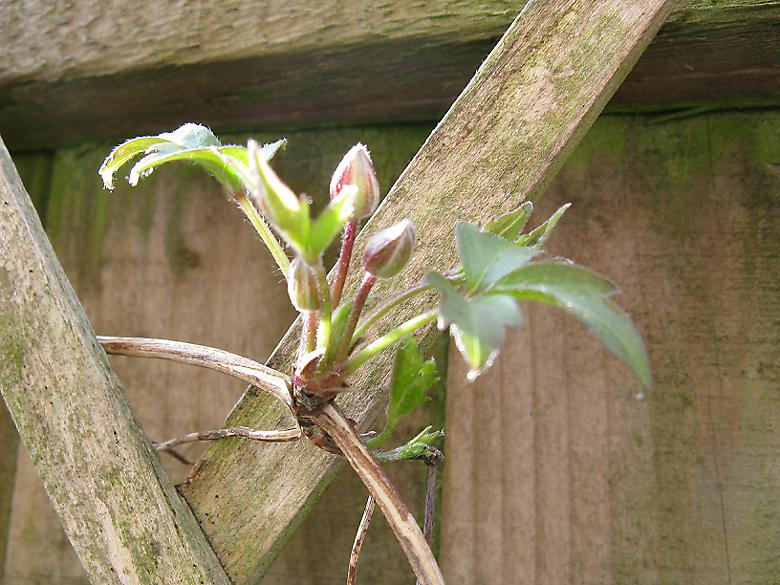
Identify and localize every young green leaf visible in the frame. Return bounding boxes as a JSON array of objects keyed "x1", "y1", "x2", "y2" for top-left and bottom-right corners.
[
  {"x1": 307, "y1": 187, "x2": 356, "y2": 259},
  {"x1": 249, "y1": 140, "x2": 311, "y2": 256},
  {"x1": 455, "y1": 221, "x2": 538, "y2": 293},
  {"x1": 493, "y1": 262, "x2": 650, "y2": 388},
  {"x1": 427, "y1": 271, "x2": 522, "y2": 380},
  {"x1": 367, "y1": 337, "x2": 438, "y2": 448},
  {"x1": 516, "y1": 203, "x2": 571, "y2": 247},
  {"x1": 484, "y1": 200, "x2": 534, "y2": 241}
]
